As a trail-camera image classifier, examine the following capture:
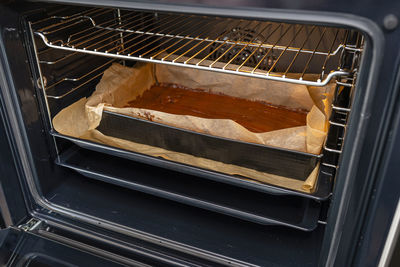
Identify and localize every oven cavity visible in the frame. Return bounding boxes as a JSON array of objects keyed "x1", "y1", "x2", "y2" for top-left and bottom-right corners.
[{"x1": 26, "y1": 5, "x2": 364, "y2": 232}]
